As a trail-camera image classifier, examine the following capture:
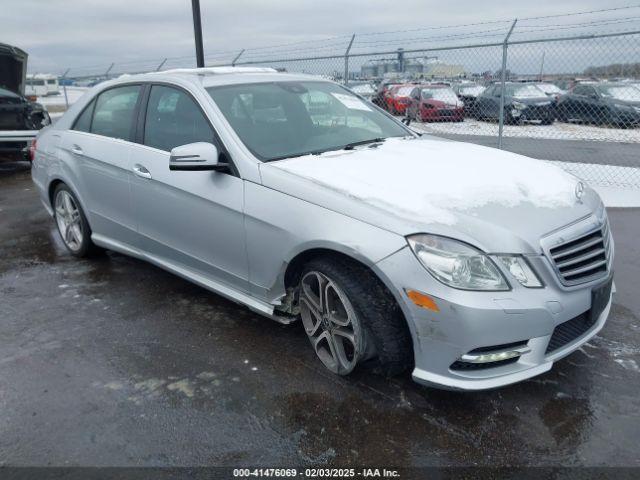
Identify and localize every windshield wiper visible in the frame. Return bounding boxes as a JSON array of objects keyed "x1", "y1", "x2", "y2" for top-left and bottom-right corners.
[
  {"x1": 267, "y1": 138, "x2": 388, "y2": 162},
  {"x1": 342, "y1": 137, "x2": 386, "y2": 150}
]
